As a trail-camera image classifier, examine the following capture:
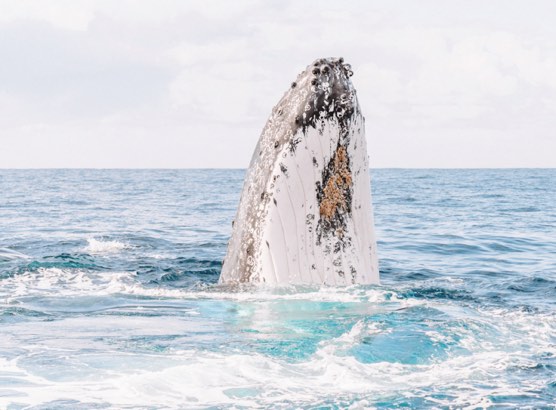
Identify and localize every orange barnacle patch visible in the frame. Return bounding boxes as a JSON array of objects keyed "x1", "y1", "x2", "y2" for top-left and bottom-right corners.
[{"x1": 318, "y1": 146, "x2": 353, "y2": 221}]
